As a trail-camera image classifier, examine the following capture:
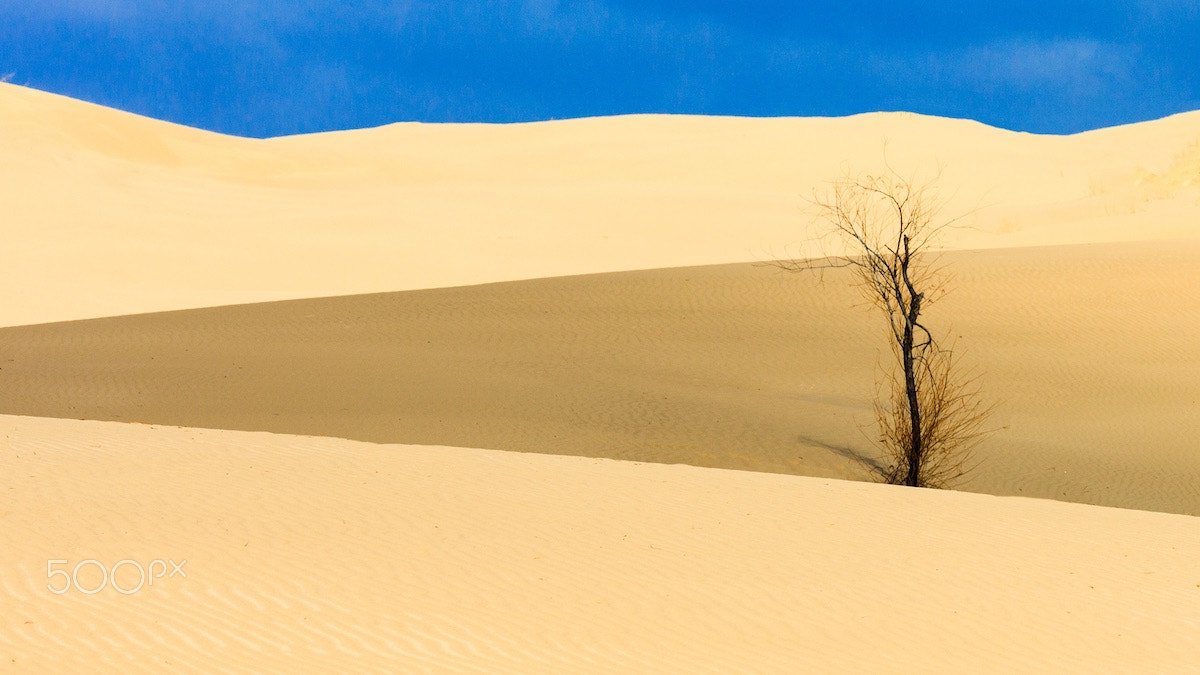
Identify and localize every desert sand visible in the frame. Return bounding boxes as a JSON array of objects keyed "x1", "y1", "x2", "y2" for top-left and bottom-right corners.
[
  {"x1": 3, "y1": 415, "x2": 1200, "y2": 672},
  {"x1": 2, "y1": 81, "x2": 1199, "y2": 328},
  {"x1": 2, "y1": 81, "x2": 1200, "y2": 670},
  {"x1": 1, "y1": 241, "x2": 1198, "y2": 516}
]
